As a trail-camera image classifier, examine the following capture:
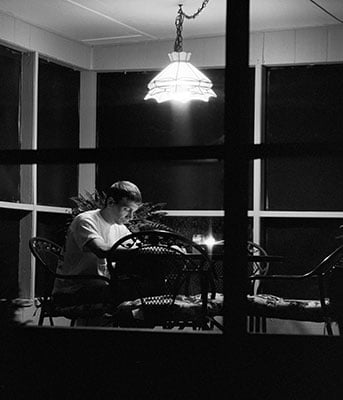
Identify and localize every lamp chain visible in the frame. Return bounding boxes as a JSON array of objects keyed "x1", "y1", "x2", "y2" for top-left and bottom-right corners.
[{"x1": 174, "y1": 0, "x2": 210, "y2": 52}]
